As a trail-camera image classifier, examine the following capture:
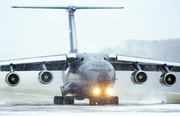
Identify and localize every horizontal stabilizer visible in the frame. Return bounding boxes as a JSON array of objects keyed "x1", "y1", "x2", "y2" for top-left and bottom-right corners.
[
  {"x1": 11, "y1": 6, "x2": 124, "y2": 10},
  {"x1": 11, "y1": 6, "x2": 69, "y2": 9}
]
